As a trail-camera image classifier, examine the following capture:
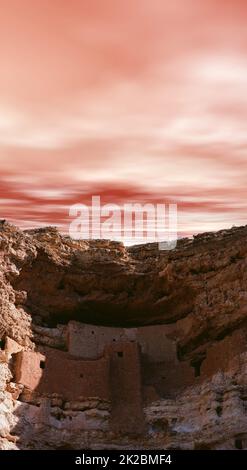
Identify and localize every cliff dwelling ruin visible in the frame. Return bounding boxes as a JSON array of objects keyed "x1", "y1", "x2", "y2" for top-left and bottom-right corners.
[
  {"x1": 2, "y1": 320, "x2": 247, "y2": 441},
  {"x1": 6, "y1": 322, "x2": 194, "y2": 435}
]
